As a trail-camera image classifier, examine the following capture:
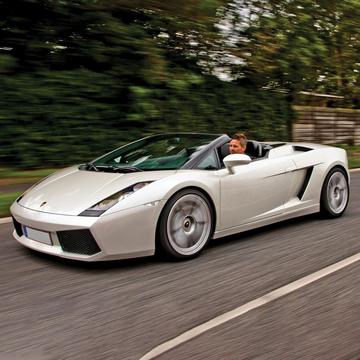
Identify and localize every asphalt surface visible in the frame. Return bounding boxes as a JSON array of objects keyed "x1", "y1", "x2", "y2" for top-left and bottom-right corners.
[{"x1": 0, "y1": 173, "x2": 359, "y2": 360}]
